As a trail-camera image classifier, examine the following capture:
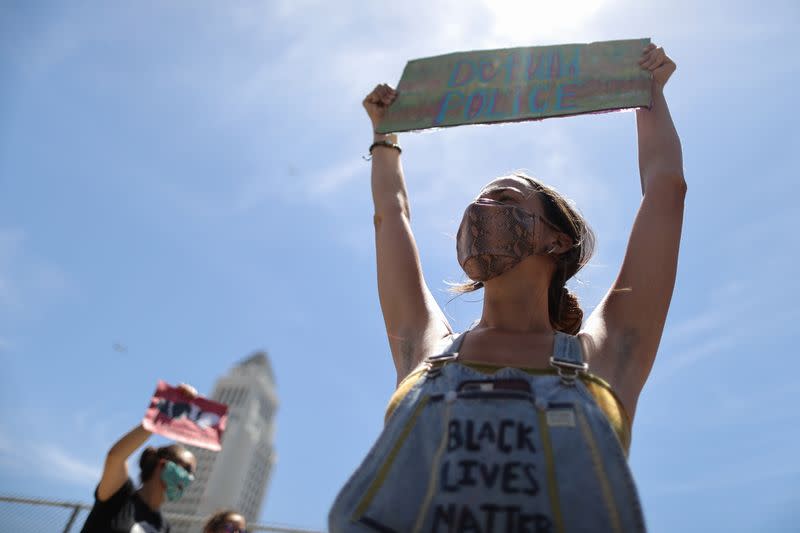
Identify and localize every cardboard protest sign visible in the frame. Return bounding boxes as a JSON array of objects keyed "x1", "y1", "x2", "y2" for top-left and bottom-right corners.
[
  {"x1": 142, "y1": 381, "x2": 229, "y2": 451},
  {"x1": 377, "y1": 38, "x2": 652, "y2": 133}
]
